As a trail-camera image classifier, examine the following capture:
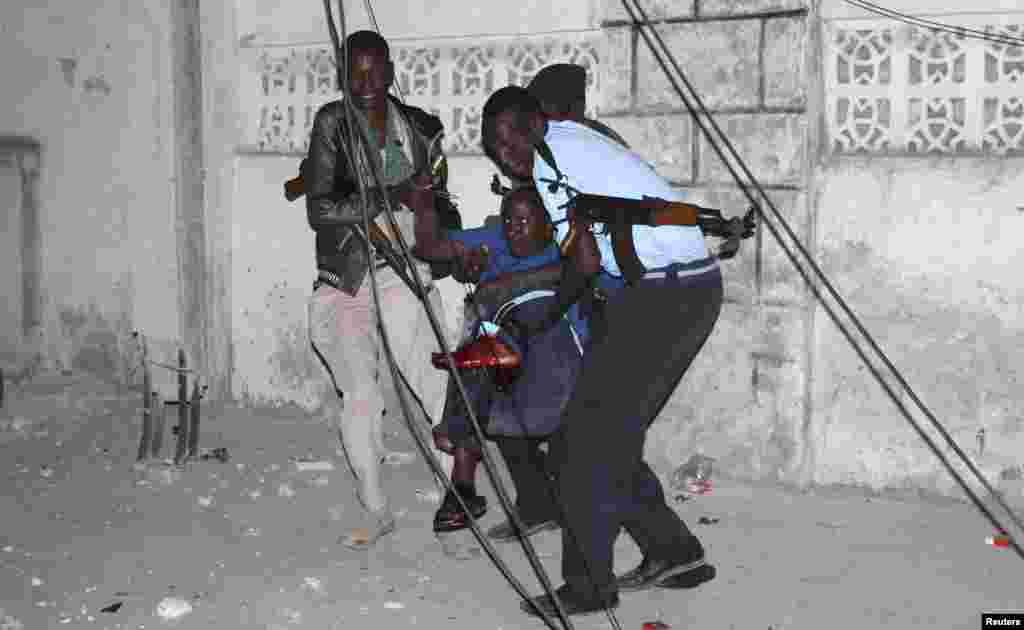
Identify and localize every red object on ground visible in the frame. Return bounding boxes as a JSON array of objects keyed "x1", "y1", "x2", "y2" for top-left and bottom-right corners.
[
  {"x1": 986, "y1": 534, "x2": 1011, "y2": 547},
  {"x1": 642, "y1": 622, "x2": 671, "y2": 630}
]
